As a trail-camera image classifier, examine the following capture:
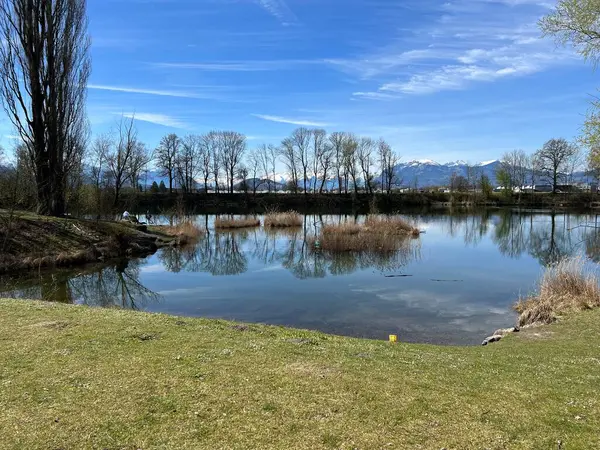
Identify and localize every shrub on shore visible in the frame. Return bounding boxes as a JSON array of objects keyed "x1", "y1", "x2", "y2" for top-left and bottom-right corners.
[
  {"x1": 515, "y1": 257, "x2": 600, "y2": 326},
  {"x1": 215, "y1": 217, "x2": 260, "y2": 229},
  {"x1": 264, "y1": 211, "x2": 302, "y2": 228}
]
